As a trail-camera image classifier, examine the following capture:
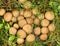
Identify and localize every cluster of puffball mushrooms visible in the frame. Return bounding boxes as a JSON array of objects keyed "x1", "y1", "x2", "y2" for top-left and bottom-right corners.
[{"x1": 0, "y1": 0, "x2": 56, "y2": 45}]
